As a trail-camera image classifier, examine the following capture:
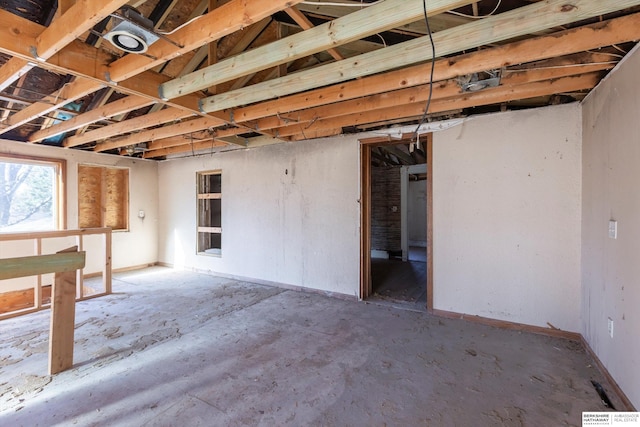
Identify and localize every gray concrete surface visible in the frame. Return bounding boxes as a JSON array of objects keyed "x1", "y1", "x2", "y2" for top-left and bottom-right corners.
[{"x1": 0, "y1": 267, "x2": 621, "y2": 426}]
